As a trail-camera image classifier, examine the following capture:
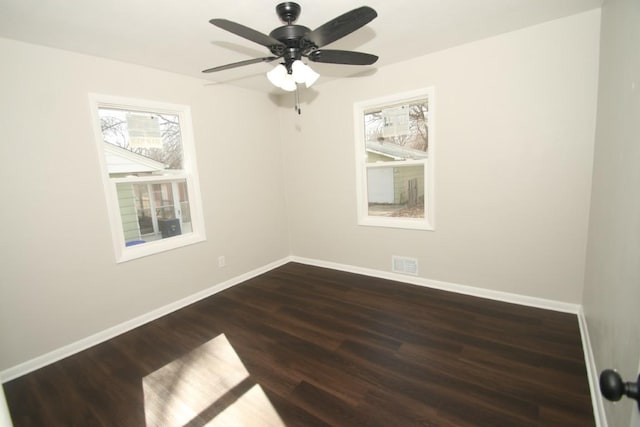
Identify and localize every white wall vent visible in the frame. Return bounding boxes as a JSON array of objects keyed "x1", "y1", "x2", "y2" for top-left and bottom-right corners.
[{"x1": 392, "y1": 256, "x2": 419, "y2": 276}]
